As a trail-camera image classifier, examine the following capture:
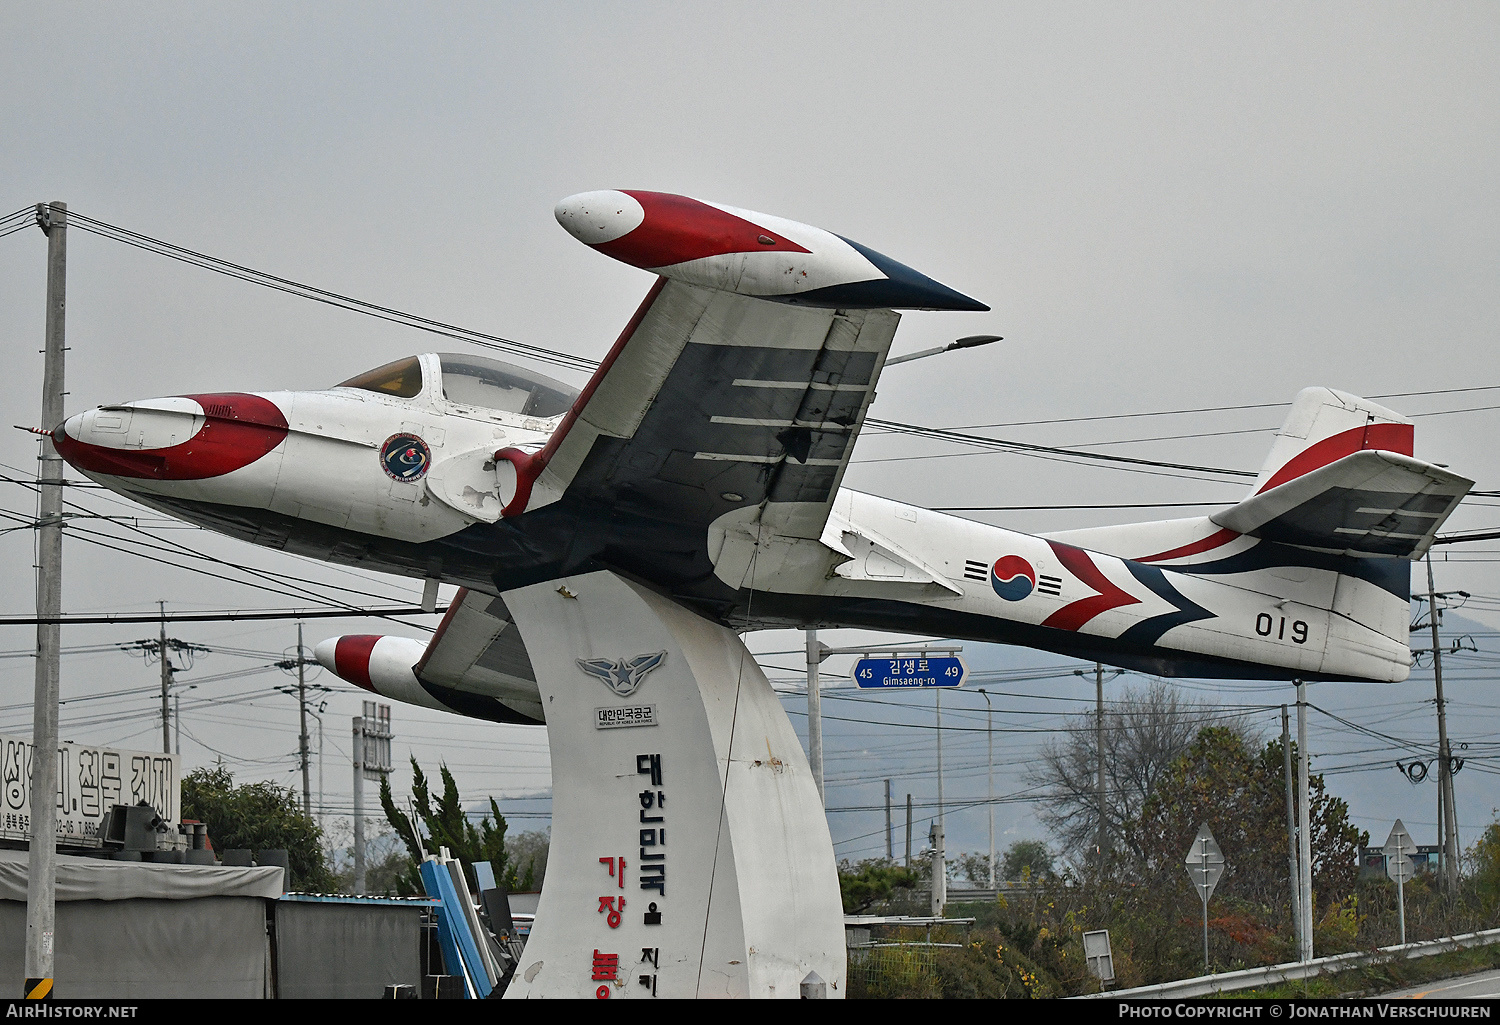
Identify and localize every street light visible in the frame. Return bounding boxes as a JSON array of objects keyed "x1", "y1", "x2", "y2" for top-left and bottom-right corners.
[{"x1": 884, "y1": 334, "x2": 1002, "y2": 367}]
